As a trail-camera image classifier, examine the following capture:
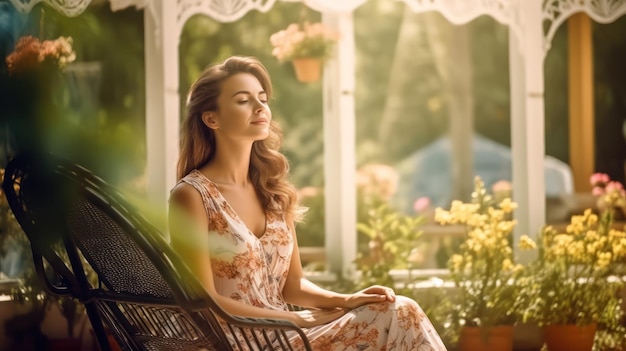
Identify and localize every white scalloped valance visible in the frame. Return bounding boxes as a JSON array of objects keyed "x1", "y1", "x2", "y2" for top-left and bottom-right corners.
[
  {"x1": 400, "y1": 0, "x2": 523, "y2": 55},
  {"x1": 7, "y1": 0, "x2": 149, "y2": 16},
  {"x1": 10, "y1": 0, "x2": 626, "y2": 44},
  {"x1": 401, "y1": 0, "x2": 517, "y2": 26},
  {"x1": 109, "y1": 0, "x2": 149, "y2": 12},
  {"x1": 177, "y1": 0, "x2": 277, "y2": 25},
  {"x1": 543, "y1": 0, "x2": 626, "y2": 52},
  {"x1": 8, "y1": 0, "x2": 93, "y2": 17},
  {"x1": 399, "y1": 0, "x2": 626, "y2": 56},
  {"x1": 176, "y1": 0, "x2": 367, "y2": 26},
  {"x1": 300, "y1": 0, "x2": 368, "y2": 13},
  {"x1": 5, "y1": 0, "x2": 372, "y2": 23}
]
